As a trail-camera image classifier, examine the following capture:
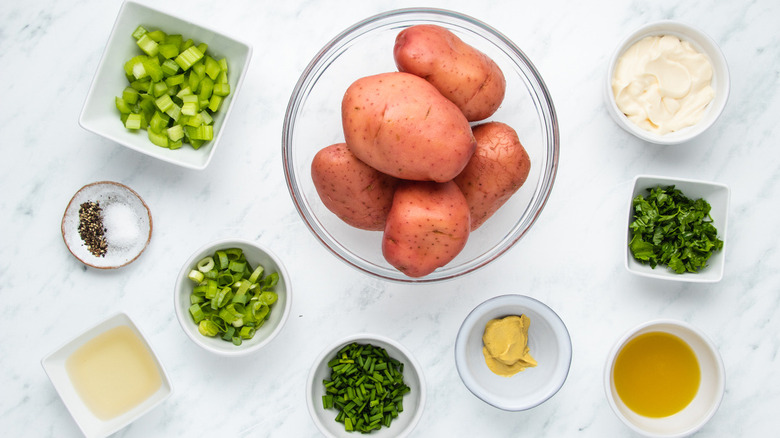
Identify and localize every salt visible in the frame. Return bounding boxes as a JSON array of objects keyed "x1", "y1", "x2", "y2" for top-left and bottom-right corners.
[{"x1": 103, "y1": 202, "x2": 140, "y2": 250}]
